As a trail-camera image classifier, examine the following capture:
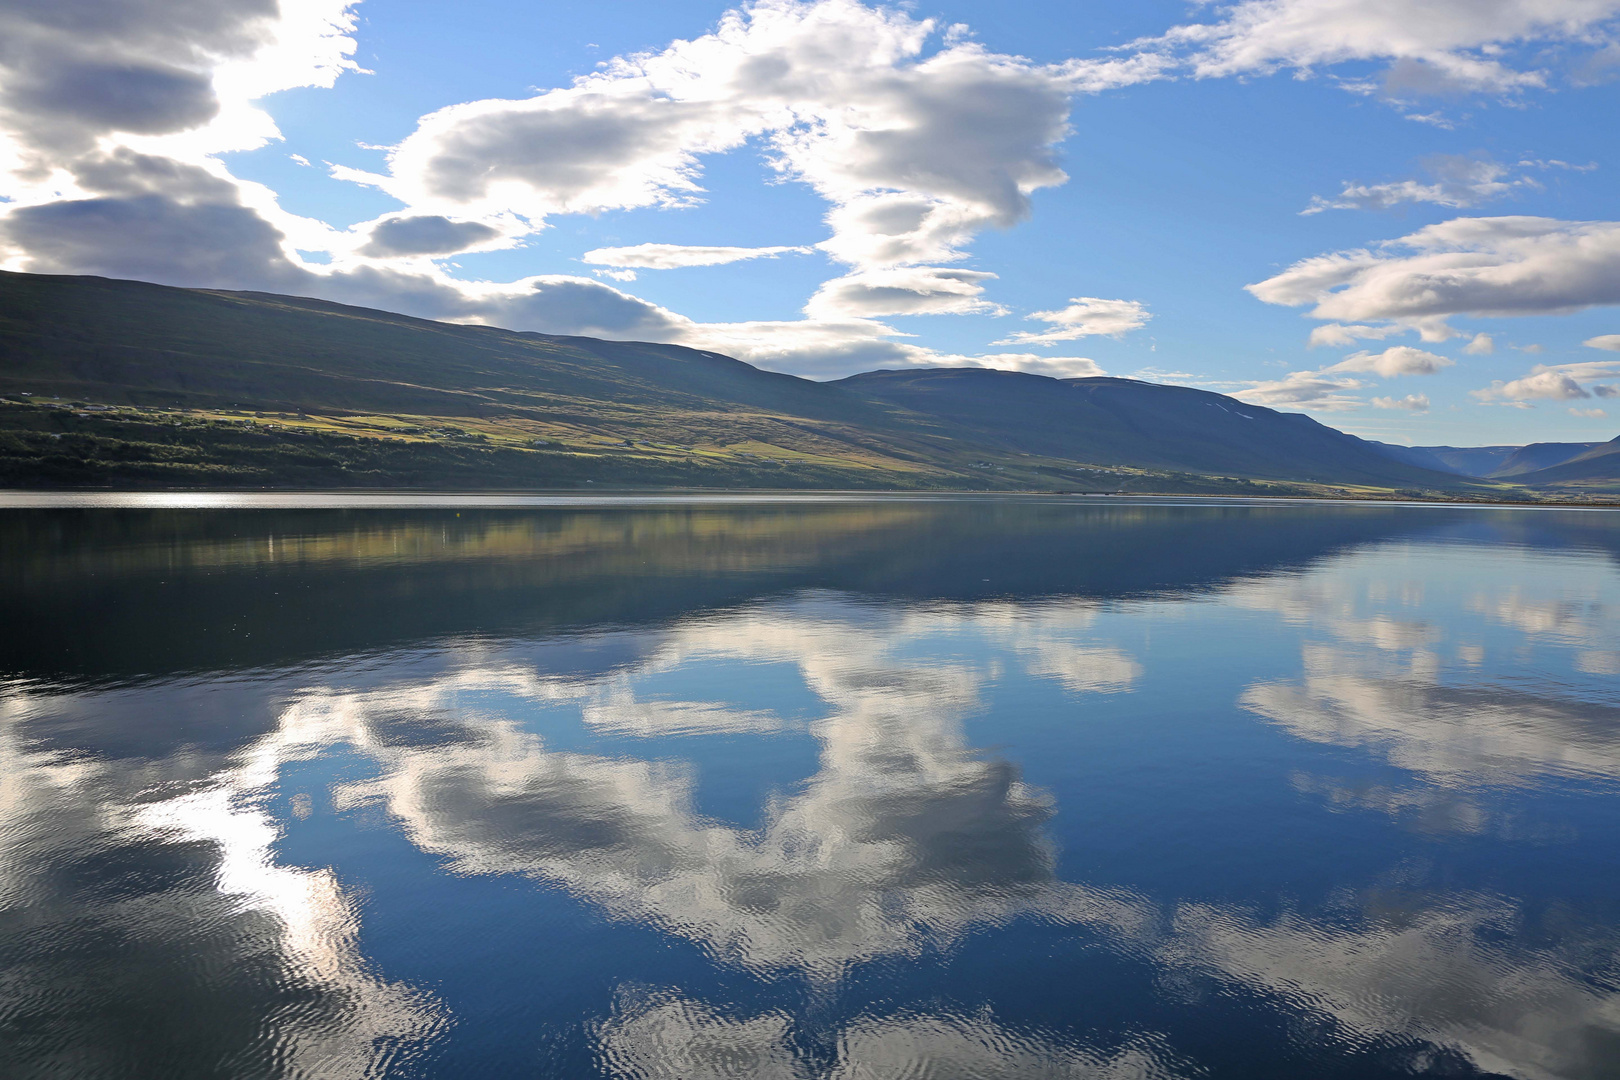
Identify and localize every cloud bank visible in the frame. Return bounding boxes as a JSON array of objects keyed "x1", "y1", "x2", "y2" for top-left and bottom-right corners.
[{"x1": 1, "y1": 0, "x2": 1616, "y2": 385}]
